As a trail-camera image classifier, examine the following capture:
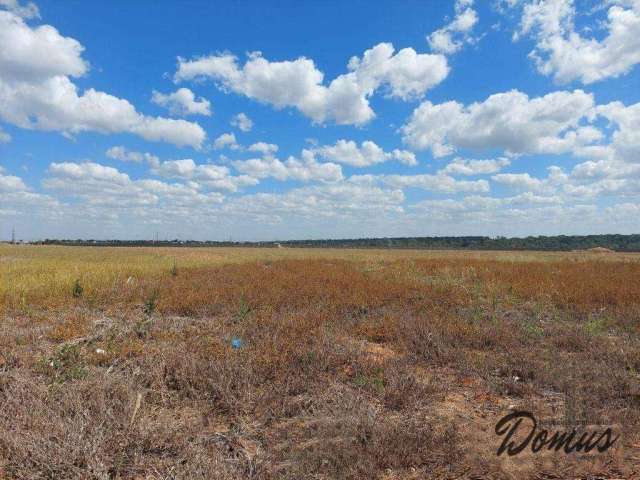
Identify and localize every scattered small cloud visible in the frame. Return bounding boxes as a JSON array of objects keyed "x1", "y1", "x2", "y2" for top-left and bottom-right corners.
[
  {"x1": 213, "y1": 132, "x2": 240, "y2": 150},
  {"x1": 231, "y1": 112, "x2": 253, "y2": 132},
  {"x1": 151, "y1": 88, "x2": 211, "y2": 117}
]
